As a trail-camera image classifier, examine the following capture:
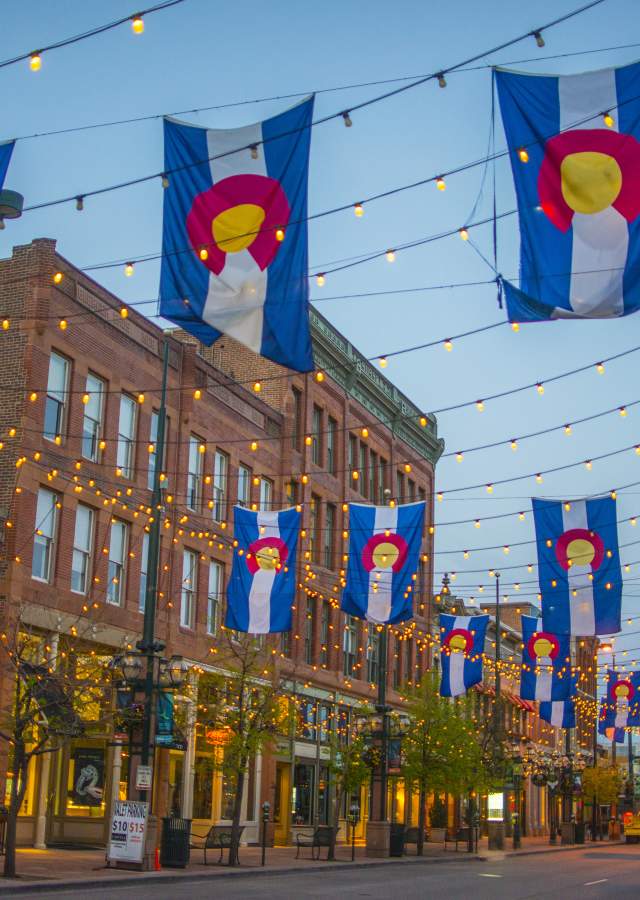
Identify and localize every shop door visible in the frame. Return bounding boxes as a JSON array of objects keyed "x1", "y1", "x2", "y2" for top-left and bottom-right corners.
[{"x1": 273, "y1": 762, "x2": 291, "y2": 845}]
